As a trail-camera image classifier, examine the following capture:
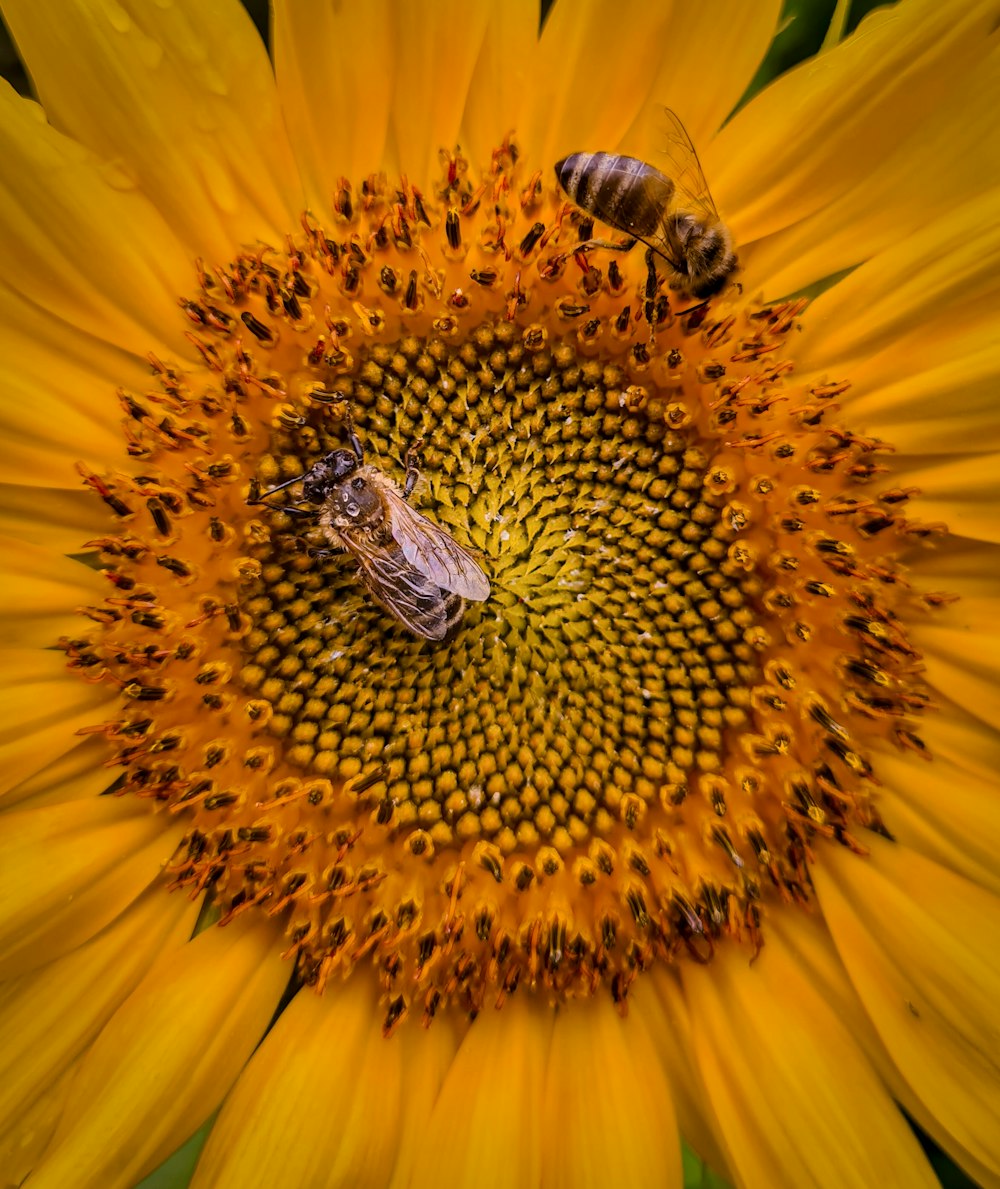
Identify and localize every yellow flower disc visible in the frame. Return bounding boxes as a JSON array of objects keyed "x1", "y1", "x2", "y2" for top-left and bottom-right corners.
[{"x1": 67, "y1": 141, "x2": 942, "y2": 1035}]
